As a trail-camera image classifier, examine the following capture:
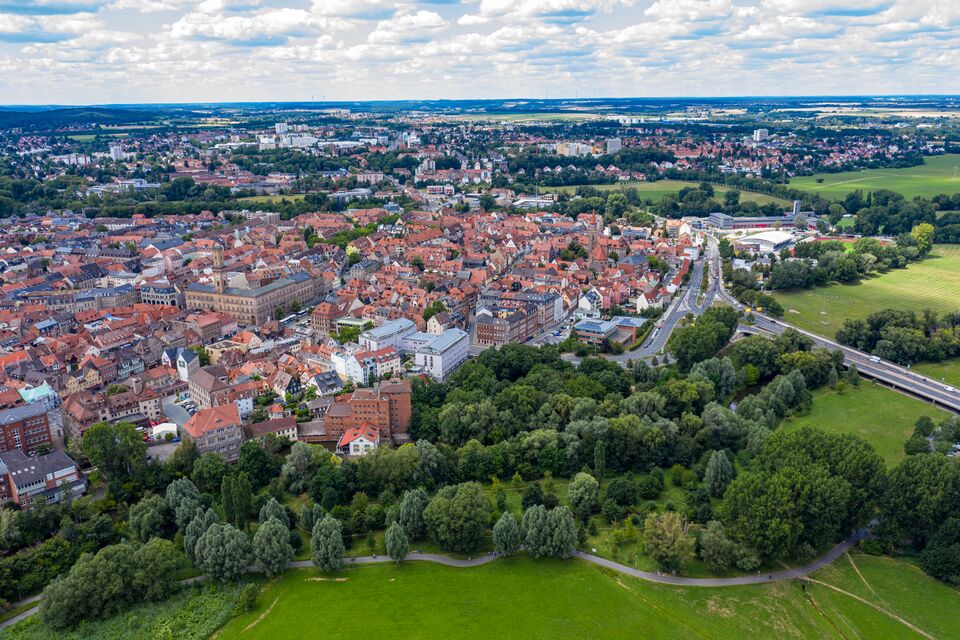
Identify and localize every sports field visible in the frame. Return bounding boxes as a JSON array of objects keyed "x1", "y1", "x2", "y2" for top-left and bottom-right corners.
[
  {"x1": 781, "y1": 380, "x2": 949, "y2": 466},
  {"x1": 544, "y1": 179, "x2": 790, "y2": 206},
  {"x1": 790, "y1": 154, "x2": 960, "y2": 200},
  {"x1": 215, "y1": 554, "x2": 960, "y2": 640},
  {"x1": 771, "y1": 245, "x2": 960, "y2": 338}
]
